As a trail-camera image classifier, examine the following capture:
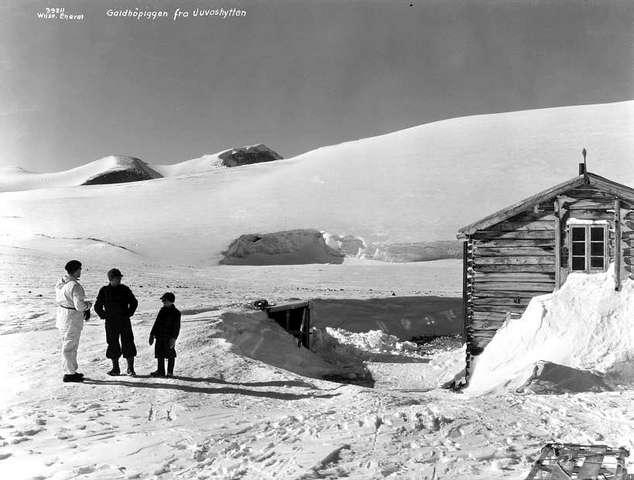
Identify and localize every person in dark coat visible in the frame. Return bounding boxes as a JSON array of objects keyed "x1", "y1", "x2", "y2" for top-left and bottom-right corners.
[
  {"x1": 149, "y1": 292, "x2": 181, "y2": 378},
  {"x1": 94, "y1": 268, "x2": 139, "y2": 376}
]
